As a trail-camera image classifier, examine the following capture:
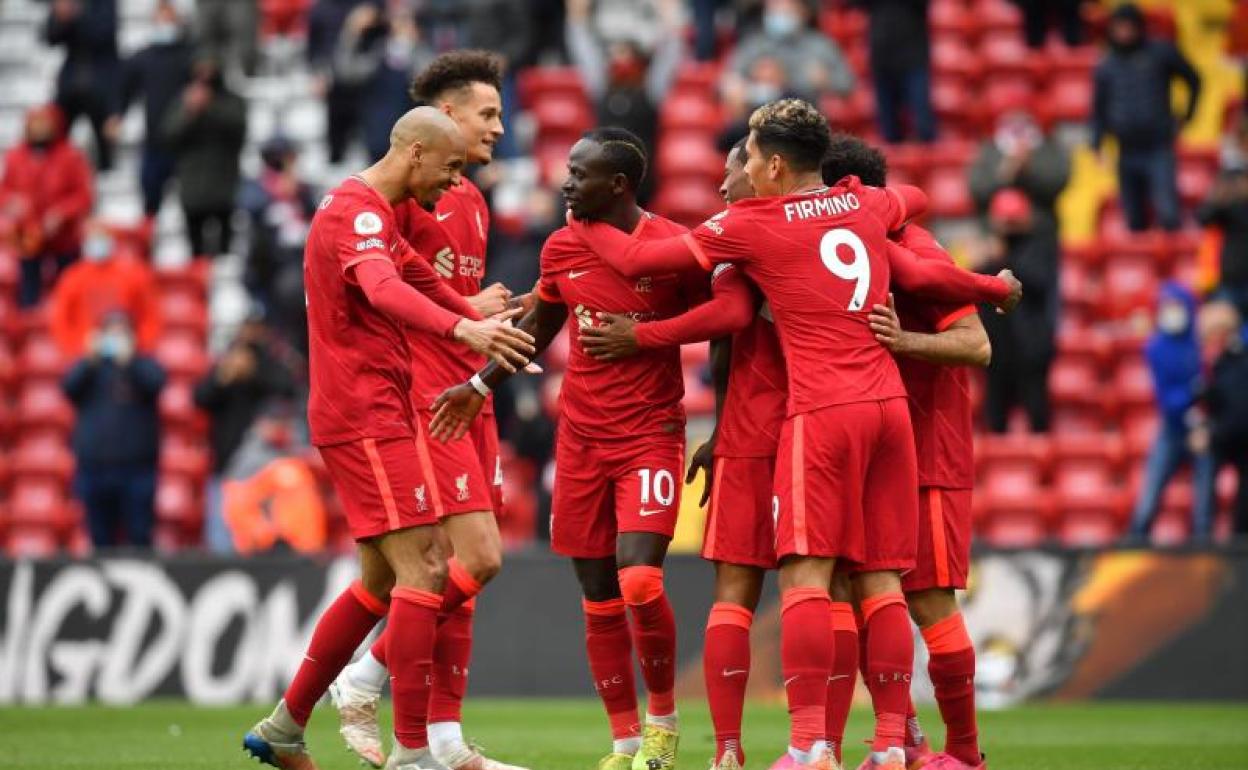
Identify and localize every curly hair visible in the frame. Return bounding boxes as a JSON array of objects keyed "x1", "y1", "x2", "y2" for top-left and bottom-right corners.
[
  {"x1": 409, "y1": 50, "x2": 503, "y2": 103},
  {"x1": 582, "y1": 127, "x2": 648, "y2": 190},
  {"x1": 747, "y1": 98, "x2": 830, "y2": 173},
  {"x1": 822, "y1": 133, "x2": 888, "y2": 187}
]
